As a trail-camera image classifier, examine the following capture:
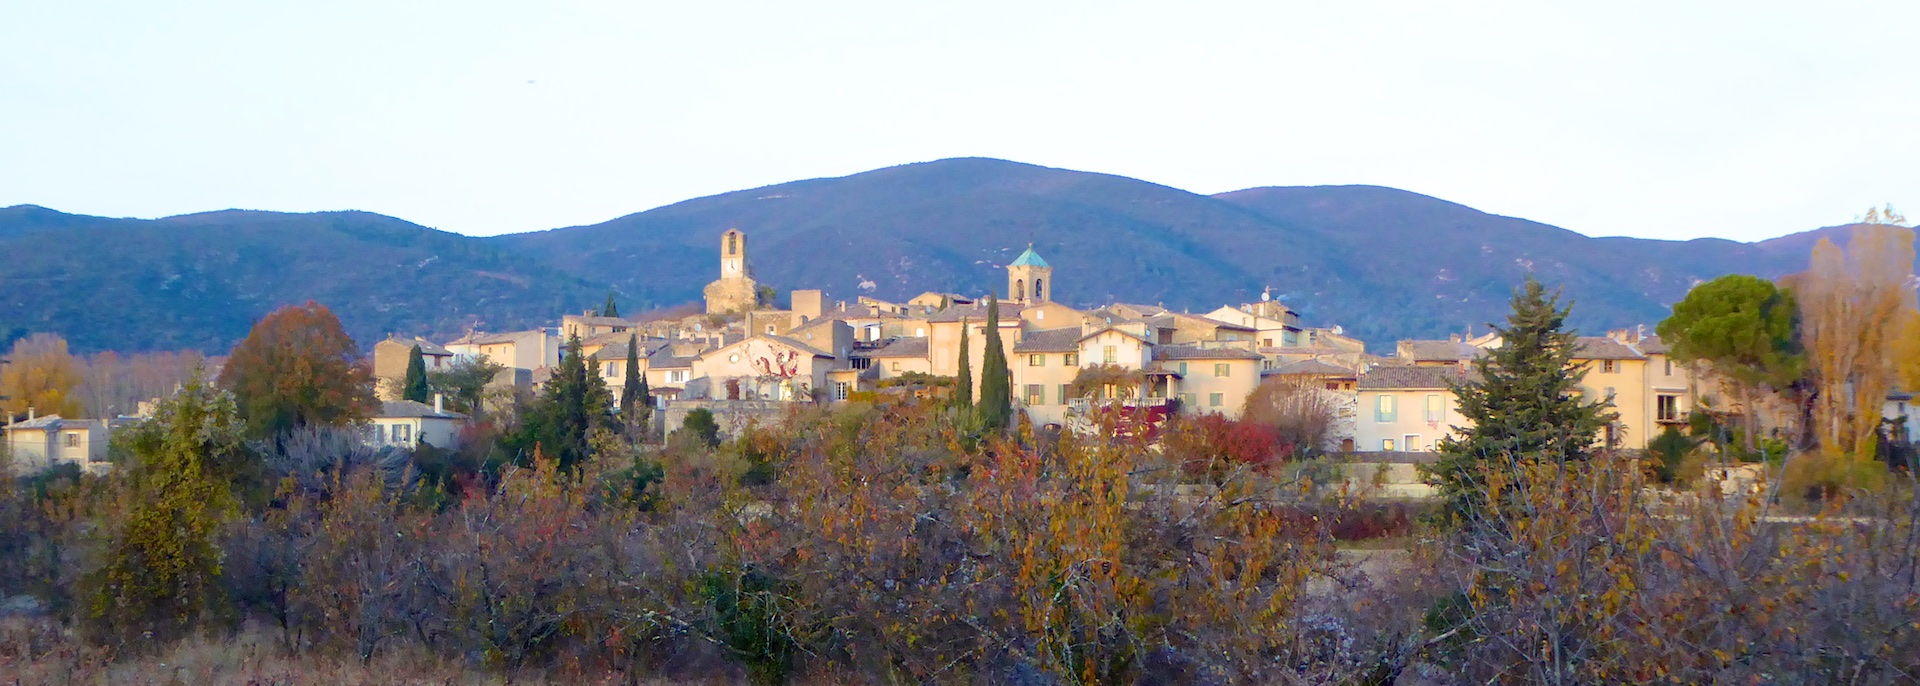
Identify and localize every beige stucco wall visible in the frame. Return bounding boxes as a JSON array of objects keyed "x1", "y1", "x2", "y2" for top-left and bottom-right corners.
[
  {"x1": 1353, "y1": 388, "x2": 1464, "y2": 453},
  {"x1": 928, "y1": 319, "x2": 1018, "y2": 401},
  {"x1": 693, "y1": 338, "x2": 832, "y2": 400},
  {"x1": 367, "y1": 416, "x2": 463, "y2": 451},
  {"x1": 1166, "y1": 357, "x2": 1260, "y2": 418},
  {"x1": 1012, "y1": 349, "x2": 1082, "y2": 426}
]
